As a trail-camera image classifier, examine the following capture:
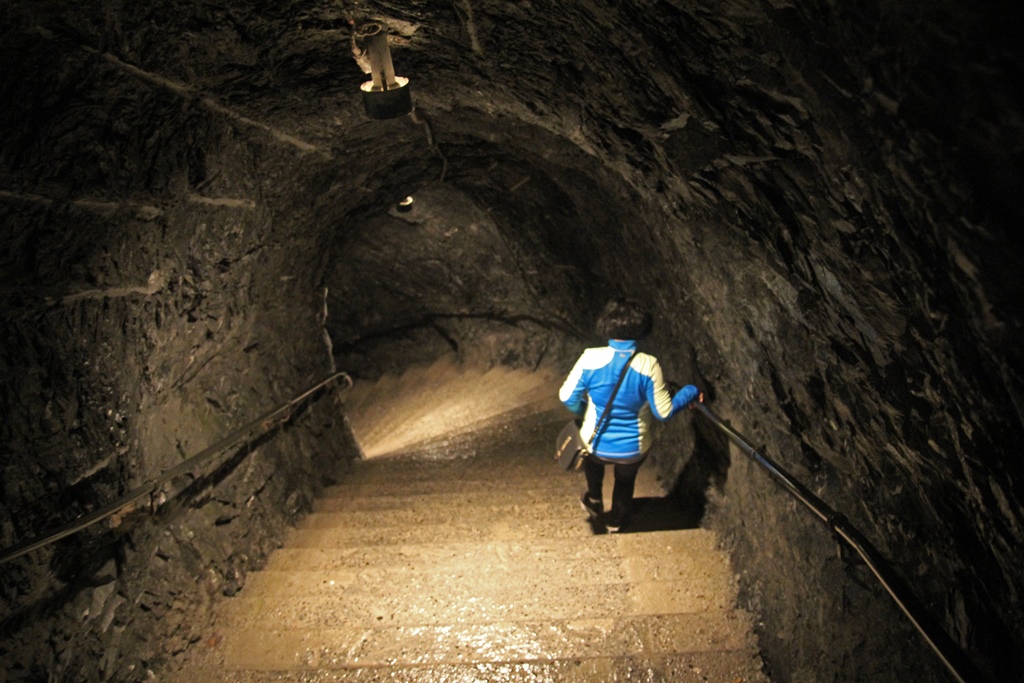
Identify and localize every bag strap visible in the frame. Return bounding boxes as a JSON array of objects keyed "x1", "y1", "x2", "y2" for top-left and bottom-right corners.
[{"x1": 587, "y1": 349, "x2": 636, "y2": 451}]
